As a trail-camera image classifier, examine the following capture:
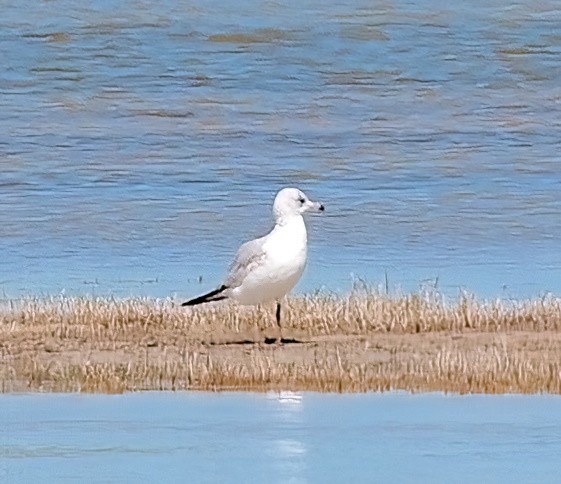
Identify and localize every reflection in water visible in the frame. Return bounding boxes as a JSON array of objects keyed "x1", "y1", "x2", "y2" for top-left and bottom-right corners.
[
  {"x1": 2, "y1": 393, "x2": 561, "y2": 482},
  {"x1": 267, "y1": 392, "x2": 307, "y2": 482}
]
